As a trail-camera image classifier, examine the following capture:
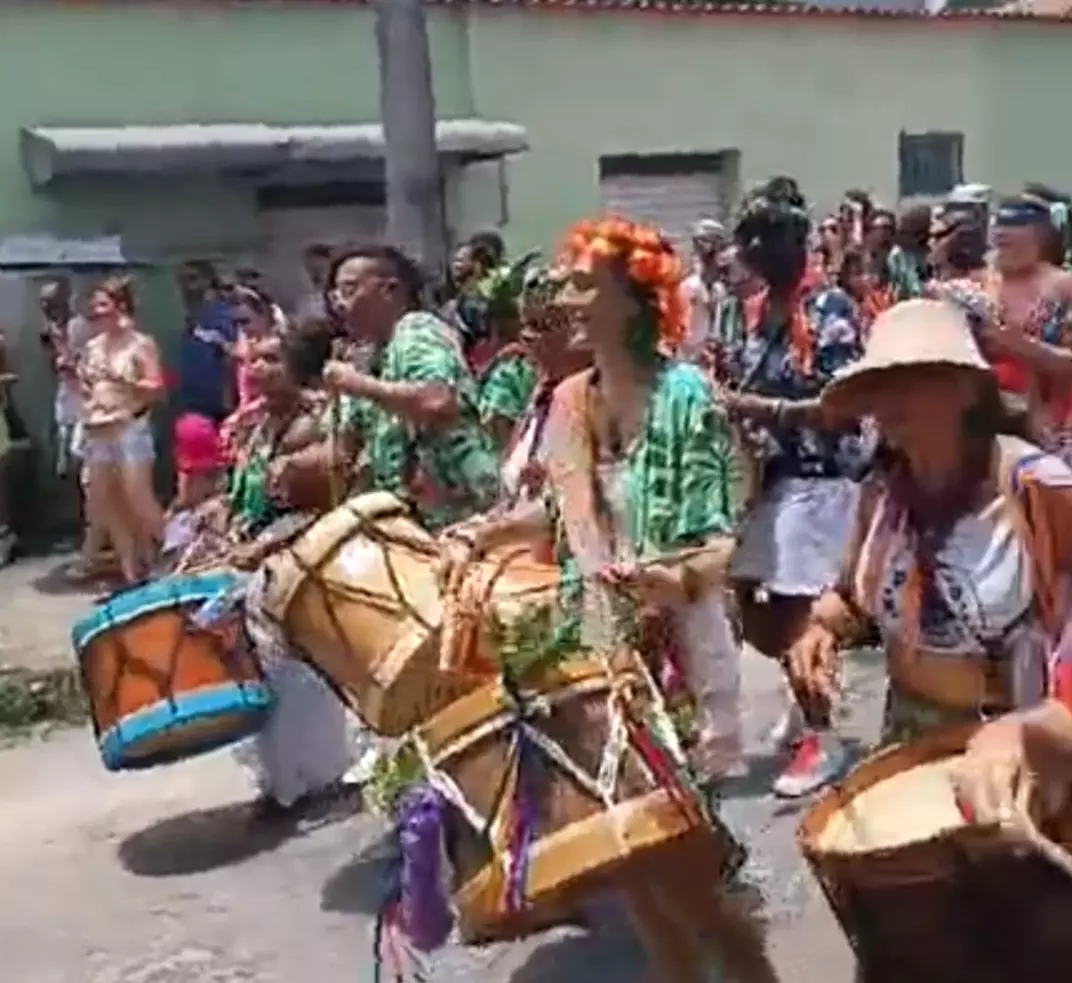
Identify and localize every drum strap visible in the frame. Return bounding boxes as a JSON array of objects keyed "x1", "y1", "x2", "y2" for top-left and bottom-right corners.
[{"x1": 412, "y1": 669, "x2": 695, "y2": 911}]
